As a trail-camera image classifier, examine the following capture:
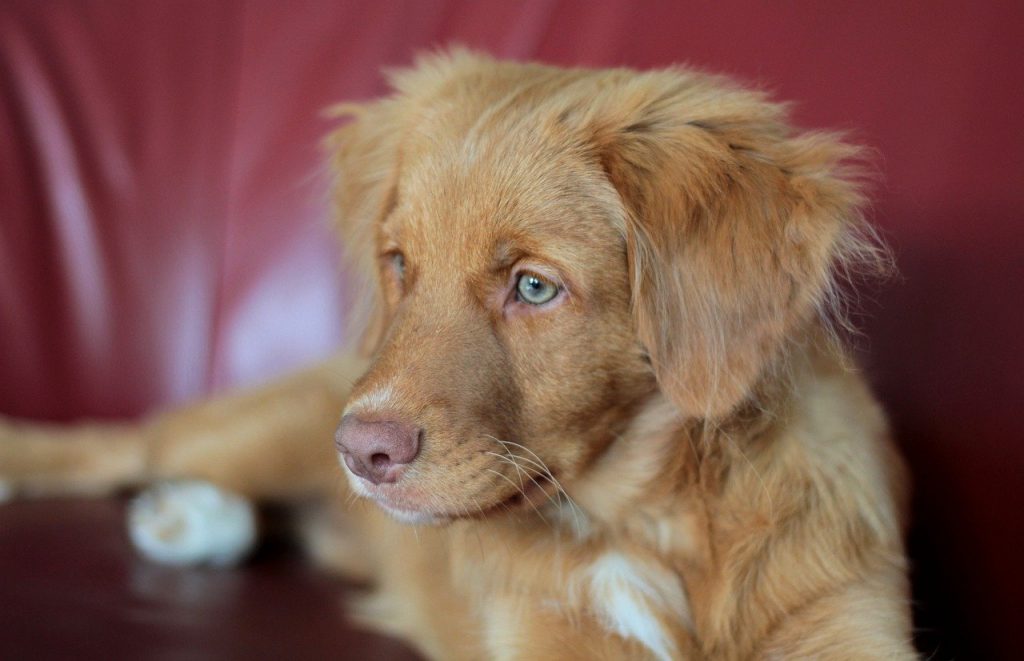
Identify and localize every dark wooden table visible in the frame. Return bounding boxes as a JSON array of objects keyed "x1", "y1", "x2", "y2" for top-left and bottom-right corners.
[{"x1": 0, "y1": 499, "x2": 420, "y2": 660}]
